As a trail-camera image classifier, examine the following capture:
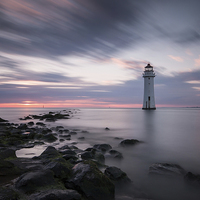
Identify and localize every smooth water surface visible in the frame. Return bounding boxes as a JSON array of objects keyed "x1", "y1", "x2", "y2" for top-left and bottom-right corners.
[{"x1": 1, "y1": 107, "x2": 200, "y2": 199}]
